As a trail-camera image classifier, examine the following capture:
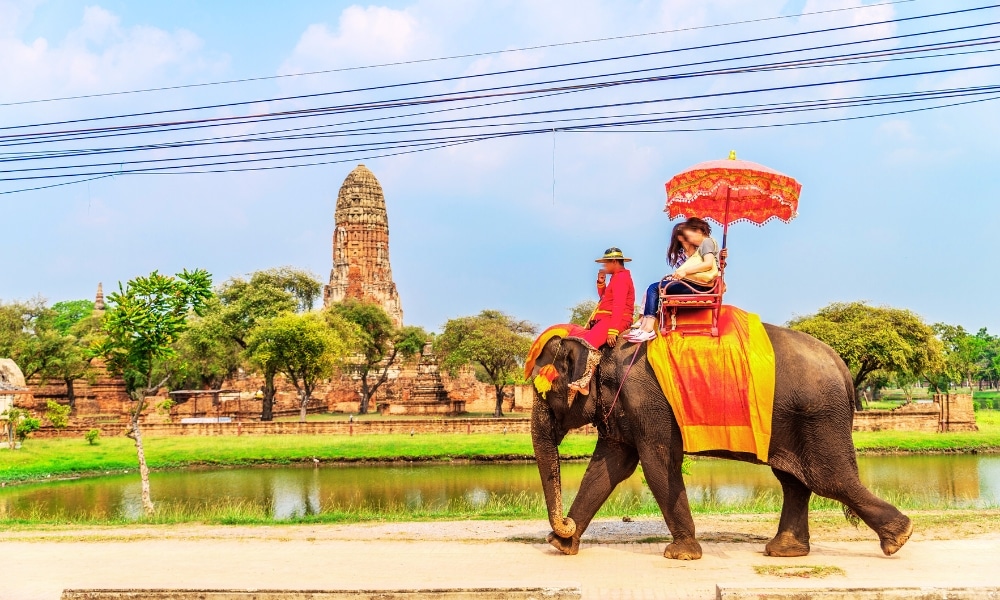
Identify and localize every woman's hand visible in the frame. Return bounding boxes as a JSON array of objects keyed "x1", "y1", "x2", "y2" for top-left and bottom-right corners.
[
  {"x1": 673, "y1": 269, "x2": 687, "y2": 280},
  {"x1": 607, "y1": 332, "x2": 618, "y2": 347}
]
